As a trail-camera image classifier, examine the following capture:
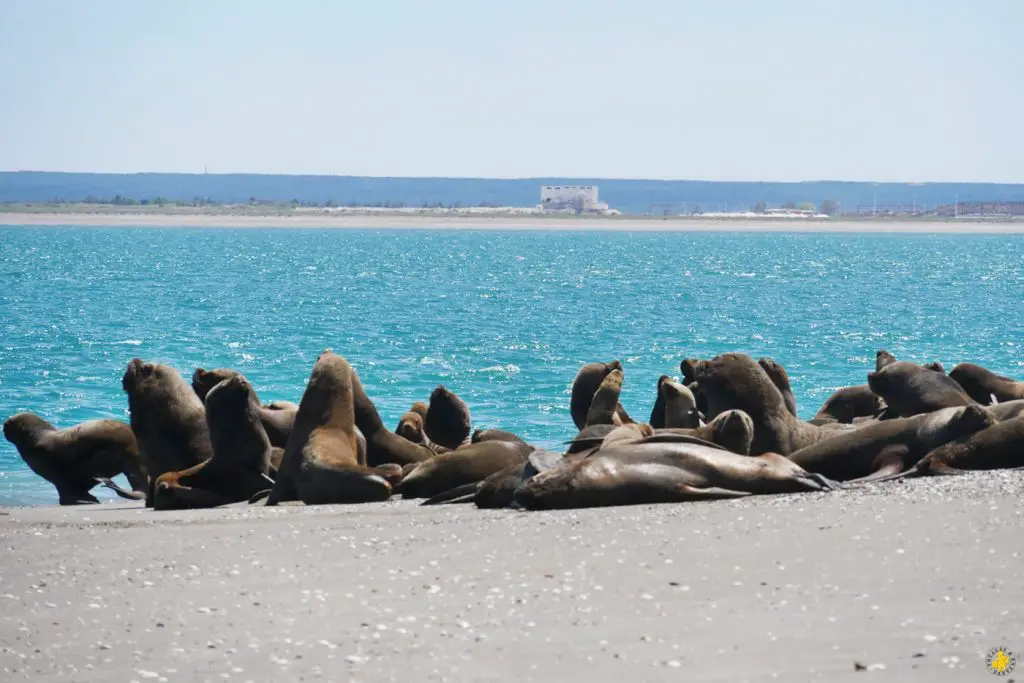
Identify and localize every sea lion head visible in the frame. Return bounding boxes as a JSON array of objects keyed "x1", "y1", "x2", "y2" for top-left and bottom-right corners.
[
  {"x1": 3, "y1": 412, "x2": 55, "y2": 446},
  {"x1": 192, "y1": 367, "x2": 240, "y2": 402},
  {"x1": 396, "y1": 409, "x2": 426, "y2": 443},
  {"x1": 205, "y1": 373, "x2": 257, "y2": 411},
  {"x1": 409, "y1": 401, "x2": 429, "y2": 418},
  {"x1": 949, "y1": 403, "x2": 998, "y2": 436},
  {"x1": 691, "y1": 352, "x2": 786, "y2": 420},
  {"x1": 875, "y1": 350, "x2": 898, "y2": 371},
  {"x1": 922, "y1": 361, "x2": 946, "y2": 373},
  {"x1": 122, "y1": 358, "x2": 162, "y2": 394},
  {"x1": 679, "y1": 358, "x2": 702, "y2": 385},
  {"x1": 513, "y1": 460, "x2": 588, "y2": 510},
  {"x1": 707, "y1": 409, "x2": 755, "y2": 455}
]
